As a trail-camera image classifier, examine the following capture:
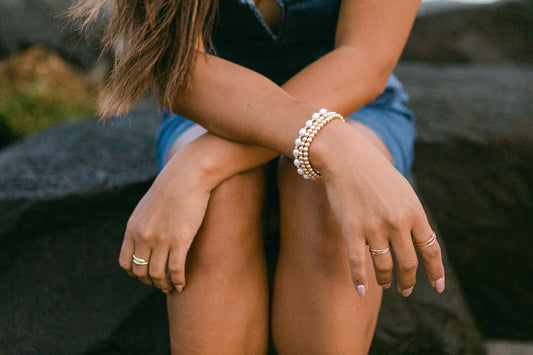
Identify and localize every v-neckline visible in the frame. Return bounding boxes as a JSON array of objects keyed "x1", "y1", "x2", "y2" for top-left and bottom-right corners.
[
  {"x1": 245, "y1": 0, "x2": 285, "y2": 40},
  {"x1": 253, "y1": 0, "x2": 281, "y2": 34}
]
